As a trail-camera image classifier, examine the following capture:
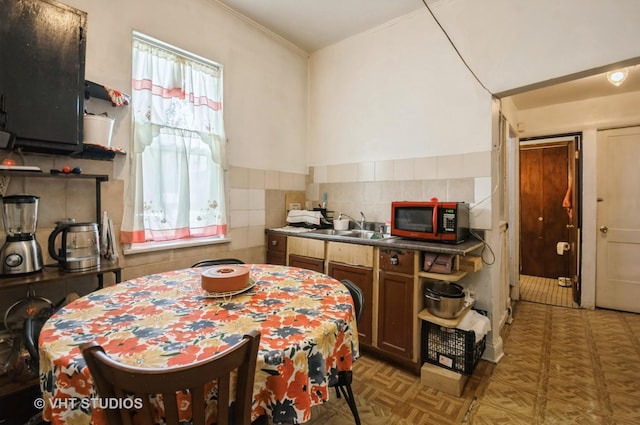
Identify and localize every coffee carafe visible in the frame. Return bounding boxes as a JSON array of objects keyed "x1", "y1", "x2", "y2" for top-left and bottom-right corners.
[
  {"x1": 0, "y1": 195, "x2": 44, "y2": 275},
  {"x1": 48, "y1": 222, "x2": 100, "y2": 271}
]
